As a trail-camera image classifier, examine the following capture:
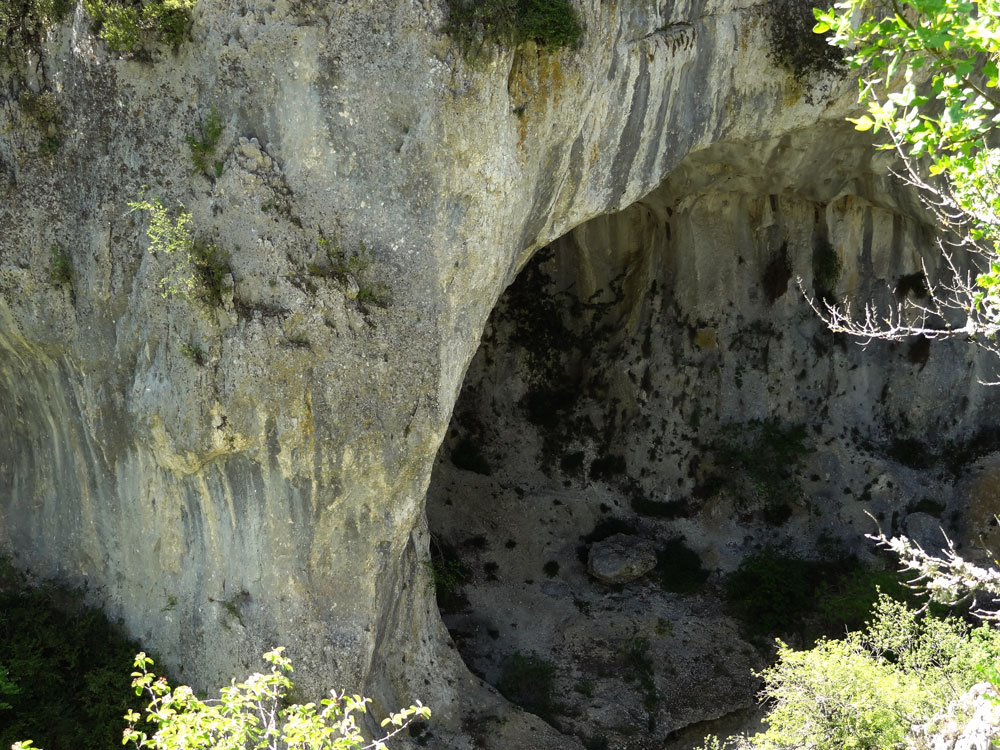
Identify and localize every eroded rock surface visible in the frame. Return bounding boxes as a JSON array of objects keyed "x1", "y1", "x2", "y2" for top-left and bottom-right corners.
[
  {"x1": 0, "y1": 0, "x2": 987, "y2": 747},
  {"x1": 425, "y1": 119, "x2": 1000, "y2": 746}
]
